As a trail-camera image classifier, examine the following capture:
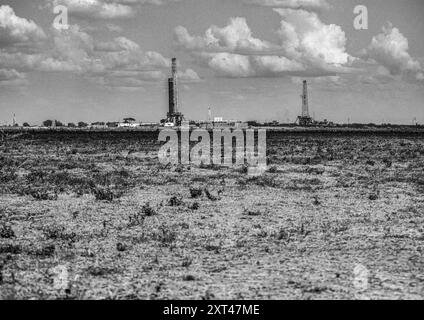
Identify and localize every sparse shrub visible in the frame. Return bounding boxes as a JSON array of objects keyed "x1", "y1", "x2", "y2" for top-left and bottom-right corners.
[
  {"x1": 306, "y1": 167, "x2": 325, "y2": 175},
  {"x1": 32, "y1": 245, "x2": 55, "y2": 258},
  {"x1": 42, "y1": 225, "x2": 77, "y2": 243},
  {"x1": 21, "y1": 187, "x2": 58, "y2": 201},
  {"x1": 267, "y1": 166, "x2": 278, "y2": 173},
  {"x1": 92, "y1": 186, "x2": 122, "y2": 201},
  {"x1": 366, "y1": 160, "x2": 375, "y2": 166},
  {"x1": 369, "y1": 193, "x2": 378, "y2": 201},
  {"x1": 237, "y1": 165, "x2": 249, "y2": 174},
  {"x1": 168, "y1": 195, "x2": 183, "y2": 207},
  {"x1": 182, "y1": 257, "x2": 193, "y2": 268},
  {"x1": 190, "y1": 187, "x2": 203, "y2": 199},
  {"x1": 128, "y1": 203, "x2": 157, "y2": 227},
  {"x1": 382, "y1": 158, "x2": 392, "y2": 168},
  {"x1": 199, "y1": 163, "x2": 221, "y2": 171},
  {"x1": 276, "y1": 229, "x2": 291, "y2": 241},
  {"x1": 204, "y1": 188, "x2": 219, "y2": 201},
  {"x1": 142, "y1": 202, "x2": 157, "y2": 216},
  {"x1": 312, "y1": 195, "x2": 321, "y2": 206},
  {"x1": 86, "y1": 266, "x2": 117, "y2": 277},
  {"x1": 156, "y1": 225, "x2": 177, "y2": 244},
  {"x1": 190, "y1": 202, "x2": 200, "y2": 211},
  {"x1": 0, "y1": 225, "x2": 15, "y2": 239},
  {"x1": 183, "y1": 275, "x2": 196, "y2": 281},
  {"x1": 0, "y1": 244, "x2": 22, "y2": 255},
  {"x1": 243, "y1": 208, "x2": 261, "y2": 216},
  {"x1": 247, "y1": 175, "x2": 278, "y2": 188},
  {"x1": 128, "y1": 211, "x2": 145, "y2": 227},
  {"x1": 205, "y1": 243, "x2": 221, "y2": 253},
  {"x1": 174, "y1": 165, "x2": 185, "y2": 173},
  {"x1": 0, "y1": 170, "x2": 17, "y2": 183}
]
